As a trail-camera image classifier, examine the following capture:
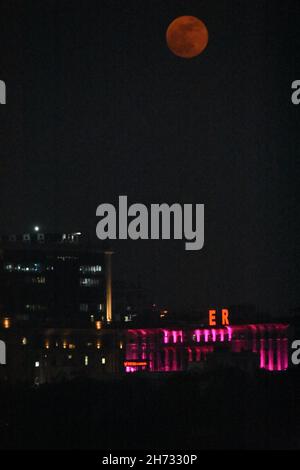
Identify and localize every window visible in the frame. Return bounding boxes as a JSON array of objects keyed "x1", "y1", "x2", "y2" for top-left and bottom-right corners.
[
  {"x1": 80, "y1": 278, "x2": 100, "y2": 287},
  {"x1": 3, "y1": 318, "x2": 11, "y2": 329},
  {"x1": 4, "y1": 263, "x2": 44, "y2": 273},
  {"x1": 25, "y1": 304, "x2": 46, "y2": 312},
  {"x1": 85, "y1": 356, "x2": 89, "y2": 366},
  {"x1": 35, "y1": 361, "x2": 40, "y2": 368},
  {"x1": 79, "y1": 265, "x2": 102, "y2": 274},
  {"x1": 31, "y1": 276, "x2": 46, "y2": 284},
  {"x1": 80, "y1": 303, "x2": 89, "y2": 312}
]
